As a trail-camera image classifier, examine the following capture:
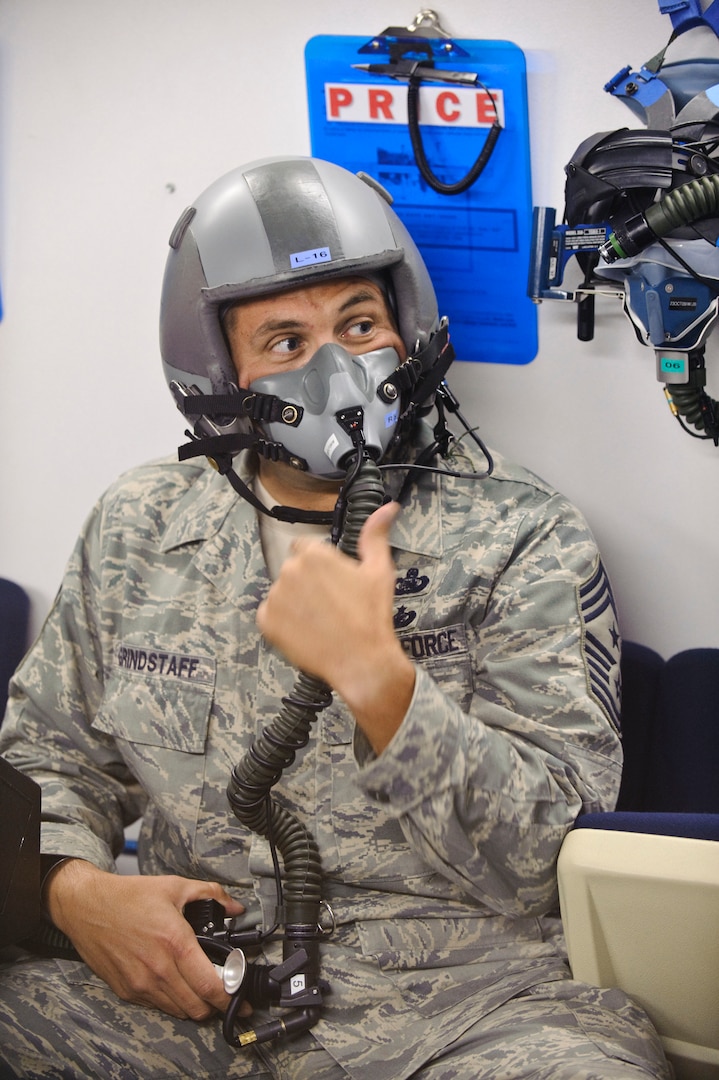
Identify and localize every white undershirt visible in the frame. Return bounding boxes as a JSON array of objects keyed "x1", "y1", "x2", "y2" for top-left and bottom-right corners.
[{"x1": 253, "y1": 475, "x2": 332, "y2": 581}]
